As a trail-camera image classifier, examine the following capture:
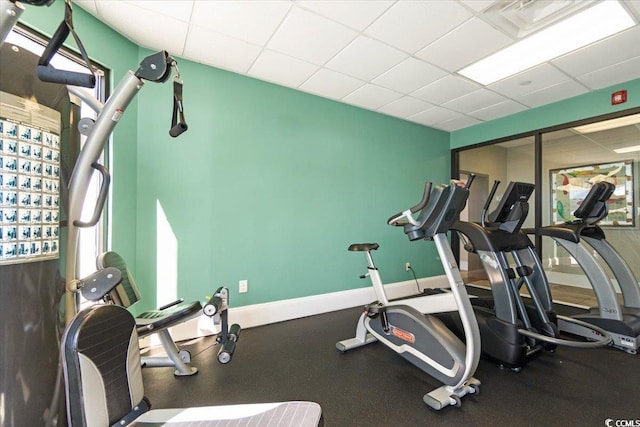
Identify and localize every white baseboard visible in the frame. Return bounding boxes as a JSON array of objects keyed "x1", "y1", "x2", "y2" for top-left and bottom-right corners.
[{"x1": 140, "y1": 275, "x2": 449, "y2": 347}]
